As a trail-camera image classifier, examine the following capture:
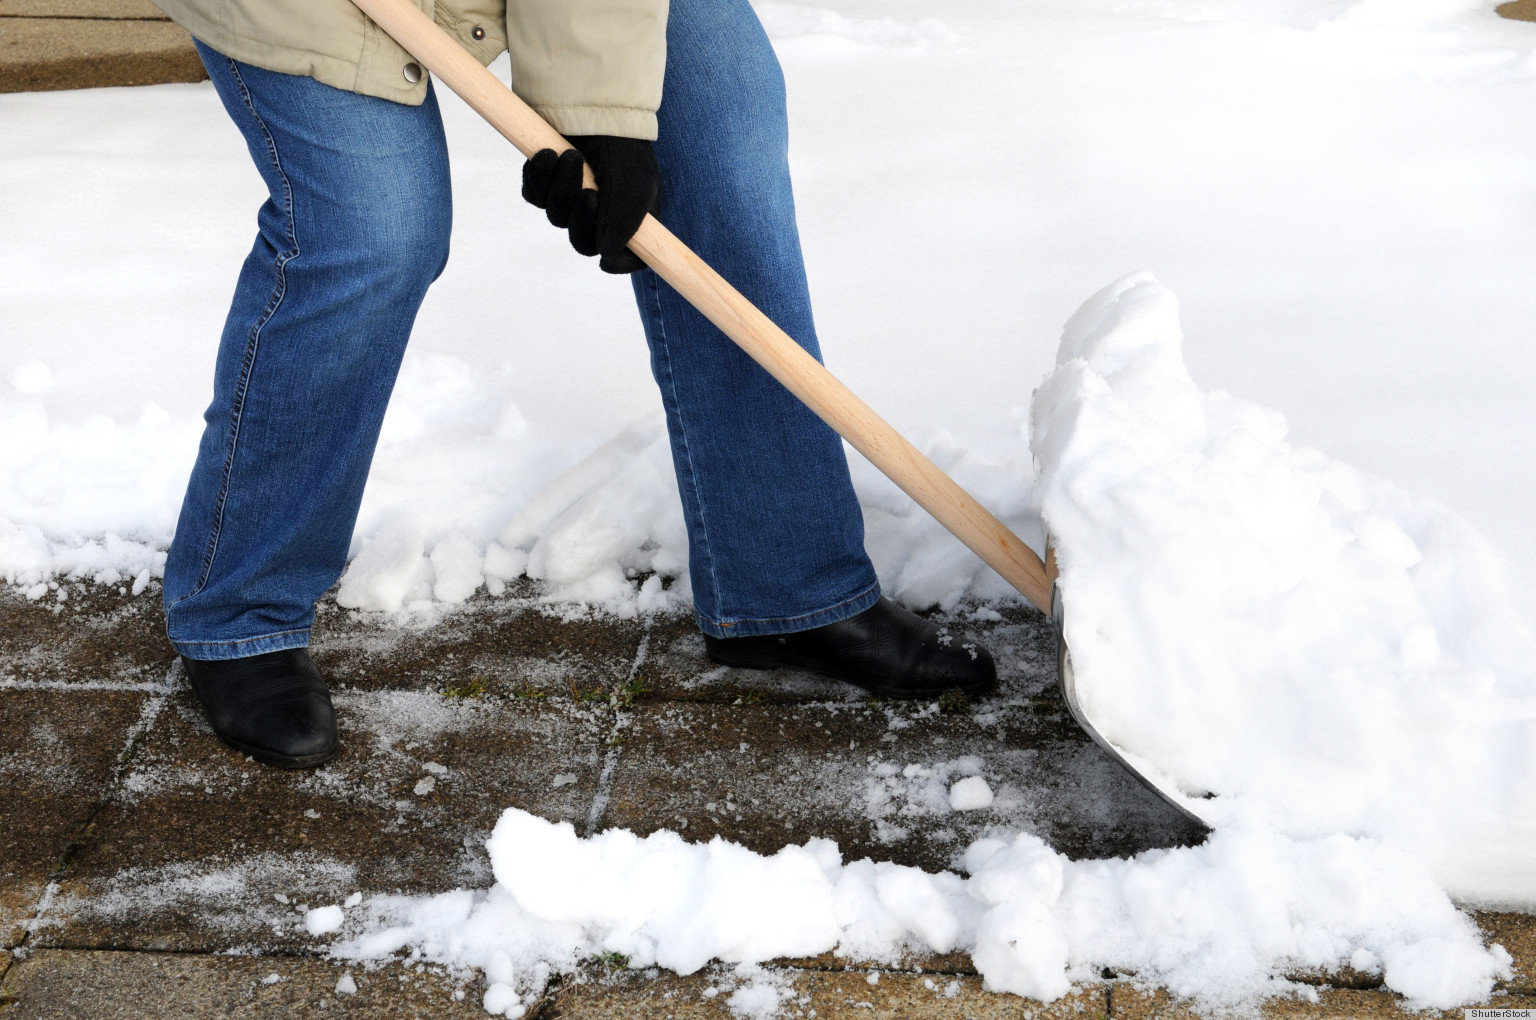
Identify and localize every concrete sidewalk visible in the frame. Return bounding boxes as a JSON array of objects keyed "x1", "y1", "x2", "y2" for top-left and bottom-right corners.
[
  {"x1": 0, "y1": 0, "x2": 204, "y2": 94},
  {"x1": 1, "y1": 584, "x2": 1533, "y2": 1018}
]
